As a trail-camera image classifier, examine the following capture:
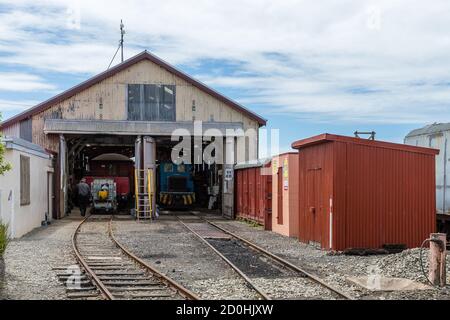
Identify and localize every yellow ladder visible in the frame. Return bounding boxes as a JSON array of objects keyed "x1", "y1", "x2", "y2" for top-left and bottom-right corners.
[{"x1": 134, "y1": 169, "x2": 154, "y2": 220}]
